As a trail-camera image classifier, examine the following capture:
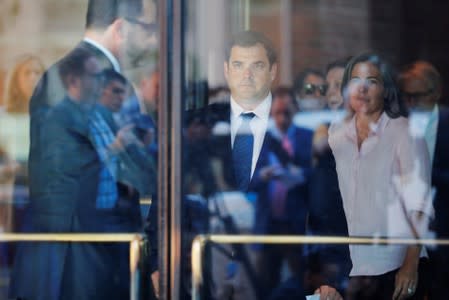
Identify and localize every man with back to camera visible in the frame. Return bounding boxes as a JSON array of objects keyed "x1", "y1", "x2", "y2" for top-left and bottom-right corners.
[
  {"x1": 9, "y1": 1, "x2": 159, "y2": 299},
  {"x1": 202, "y1": 30, "x2": 342, "y2": 300}
]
